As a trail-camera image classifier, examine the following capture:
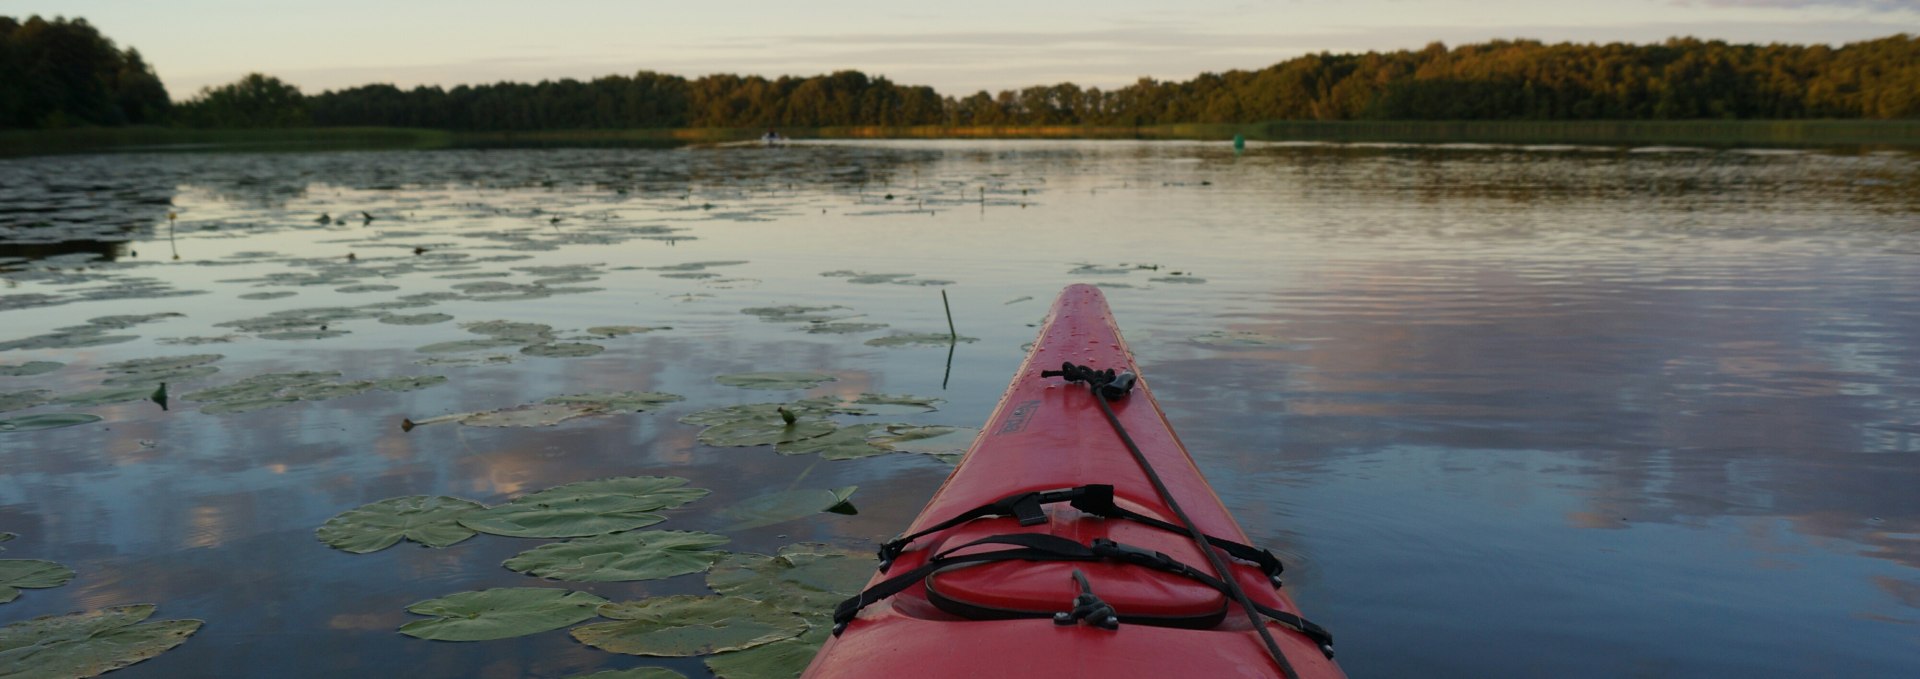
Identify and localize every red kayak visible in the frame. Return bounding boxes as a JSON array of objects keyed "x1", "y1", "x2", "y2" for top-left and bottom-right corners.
[{"x1": 809, "y1": 284, "x2": 1344, "y2": 678}]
